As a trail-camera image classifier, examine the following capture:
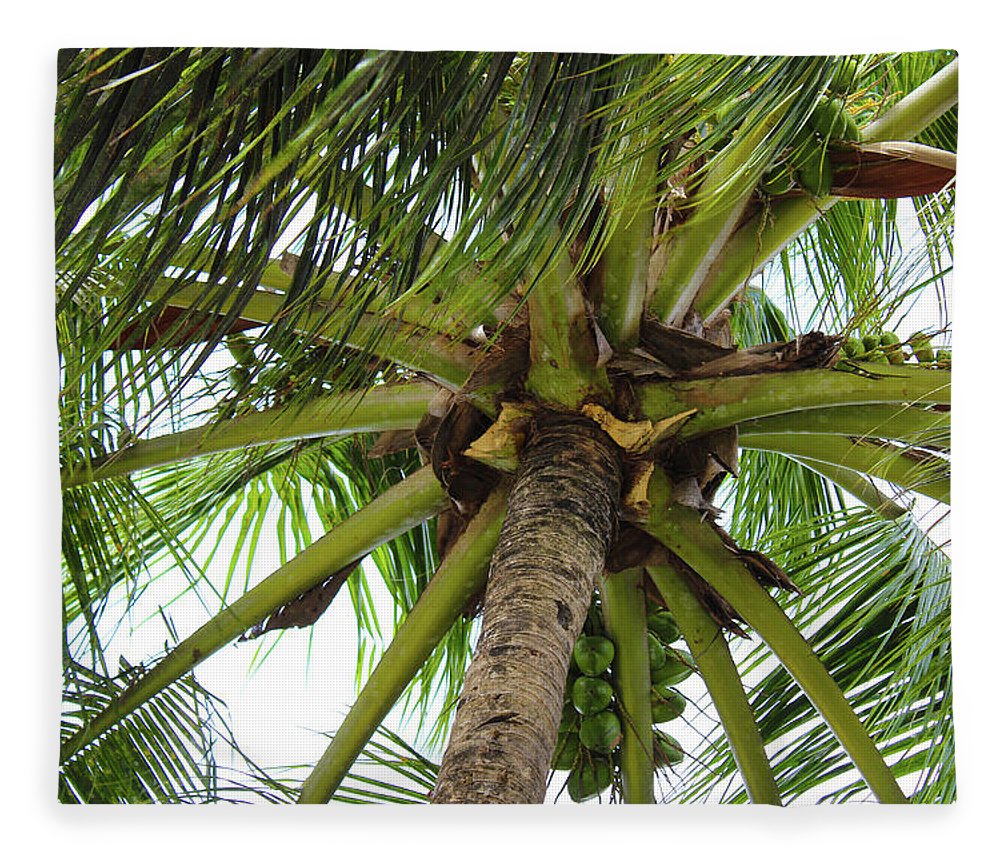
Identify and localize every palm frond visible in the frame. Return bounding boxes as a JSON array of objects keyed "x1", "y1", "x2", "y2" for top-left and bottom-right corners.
[
  {"x1": 677, "y1": 508, "x2": 952, "y2": 803},
  {"x1": 61, "y1": 656, "x2": 293, "y2": 803},
  {"x1": 765, "y1": 196, "x2": 952, "y2": 342},
  {"x1": 330, "y1": 726, "x2": 438, "y2": 804},
  {"x1": 56, "y1": 49, "x2": 957, "y2": 805}
]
